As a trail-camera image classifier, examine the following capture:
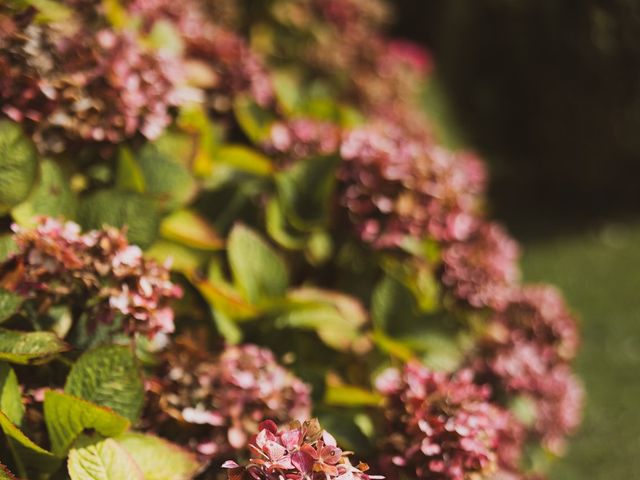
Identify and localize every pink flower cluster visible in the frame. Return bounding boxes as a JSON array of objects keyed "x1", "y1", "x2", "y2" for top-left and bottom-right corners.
[
  {"x1": 0, "y1": 12, "x2": 180, "y2": 152},
  {"x1": 376, "y1": 362, "x2": 520, "y2": 480},
  {"x1": 1, "y1": 218, "x2": 181, "y2": 336},
  {"x1": 129, "y1": 0, "x2": 274, "y2": 108},
  {"x1": 146, "y1": 341, "x2": 311, "y2": 460},
  {"x1": 441, "y1": 222, "x2": 520, "y2": 310},
  {"x1": 473, "y1": 285, "x2": 583, "y2": 455},
  {"x1": 338, "y1": 124, "x2": 486, "y2": 248},
  {"x1": 223, "y1": 419, "x2": 383, "y2": 480},
  {"x1": 265, "y1": 118, "x2": 342, "y2": 164}
]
